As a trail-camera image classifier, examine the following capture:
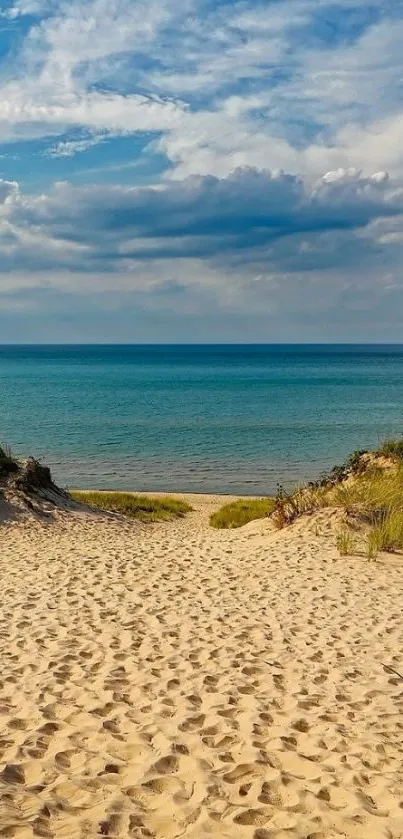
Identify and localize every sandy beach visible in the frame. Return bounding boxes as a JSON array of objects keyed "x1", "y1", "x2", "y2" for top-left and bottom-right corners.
[{"x1": 0, "y1": 496, "x2": 402, "y2": 839}]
